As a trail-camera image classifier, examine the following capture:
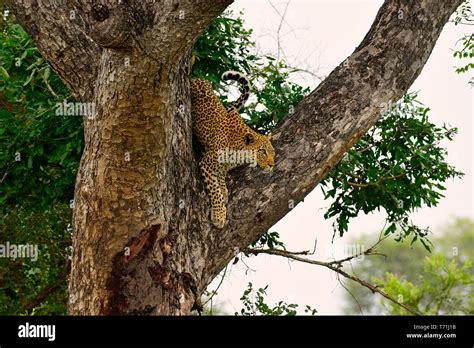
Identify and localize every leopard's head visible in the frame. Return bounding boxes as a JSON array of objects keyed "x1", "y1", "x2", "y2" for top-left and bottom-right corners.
[{"x1": 243, "y1": 132, "x2": 275, "y2": 172}]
